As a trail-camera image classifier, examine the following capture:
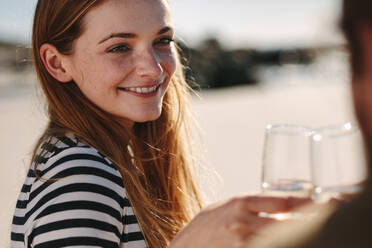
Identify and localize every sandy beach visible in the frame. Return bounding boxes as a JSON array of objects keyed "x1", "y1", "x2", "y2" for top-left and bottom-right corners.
[{"x1": 1, "y1": 78, "x2": 355, "y2": 247}]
